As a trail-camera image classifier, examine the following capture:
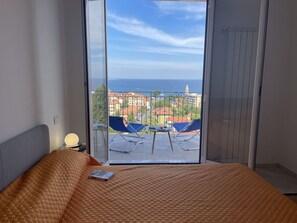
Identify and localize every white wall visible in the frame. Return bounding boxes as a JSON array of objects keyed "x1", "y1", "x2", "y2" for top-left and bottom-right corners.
[
  {"x1": 257, "y1": 0, "x2": 297, "y2": 173},
  {"x1": 0, "y1": 0, "x2": 69, "y2": 151},
  {"x1": 62, "y1": 0, "x2": 87, "y2": 144},
  {"x1": 0, "y1": 0, "x2": 39, "y2": 142},
  {"x1": 256, "y1": 0, "x2": 291, "y2": 164},
  {"x1": 31, "y1": 0, "x2": 68, "y2": 150},
  {"x1": 277, "y1": 0, "x2": 297, "y2": 173}
]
